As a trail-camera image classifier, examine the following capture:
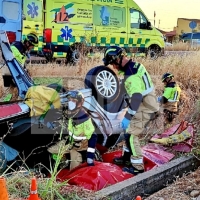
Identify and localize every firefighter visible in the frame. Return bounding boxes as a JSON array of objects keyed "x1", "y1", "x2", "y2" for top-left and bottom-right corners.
[
  {"x1": 11, "y1": 33, "x2": 38, "y2": 66},
  {"x1": 103, "y1": 46, "x2": 159, "y2": 175},
  {"x1": 48, "y1": 91, "x2": 97, "y2": 168},
  {"x1": 158, "y1": 73, "x2": 182, "y2": 127},
  {"x1": 2, "y1": 33, "x2": 38, "y2": 87}
]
